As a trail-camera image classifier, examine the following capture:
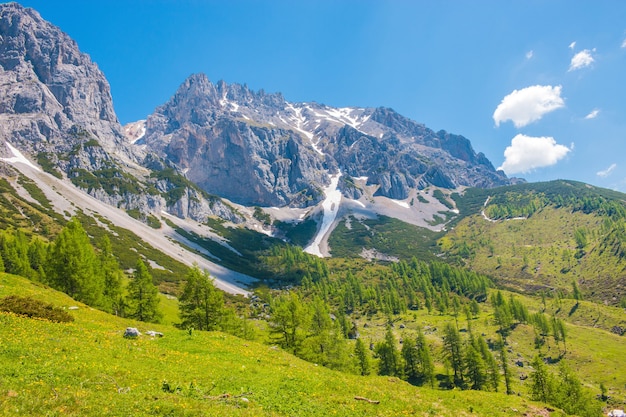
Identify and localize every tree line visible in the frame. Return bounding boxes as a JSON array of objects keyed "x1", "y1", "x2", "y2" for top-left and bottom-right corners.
[{"x1": 0, "y1": 218, "x2": 161, "y2": 322}]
